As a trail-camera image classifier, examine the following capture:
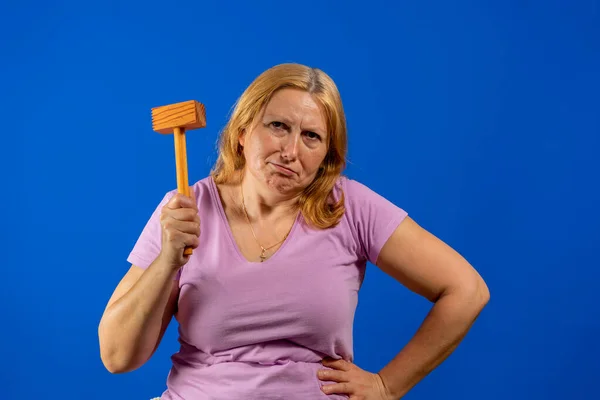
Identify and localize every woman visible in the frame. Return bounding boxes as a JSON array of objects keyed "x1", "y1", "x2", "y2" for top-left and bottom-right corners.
[{"x1": 98, "y1": 63, "x2": 490, "y2": 400}]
